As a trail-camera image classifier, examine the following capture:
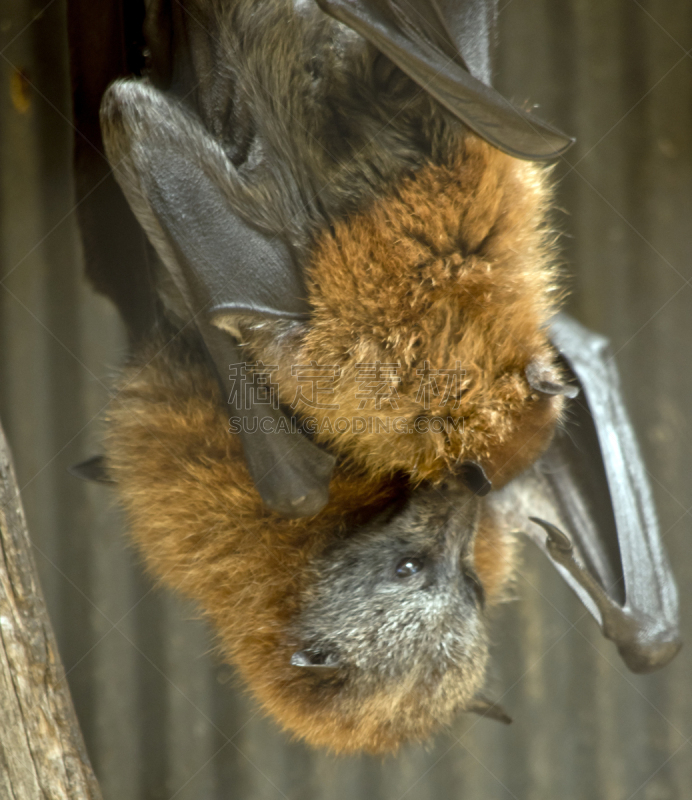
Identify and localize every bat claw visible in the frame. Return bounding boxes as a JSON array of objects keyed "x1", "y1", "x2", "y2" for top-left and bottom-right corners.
[
  {"x1": 68, "y1": 455, "x2": 115, "y2": 485},
  {"x1": 530, "y1": 517, "x2": 572, "y2": 553},
  {"x1": 291, "y1": 650, "x2": 341, "y2": 678},
  {"x1": 466, "y1": 695, "x2": 512, "y2": 725}
]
